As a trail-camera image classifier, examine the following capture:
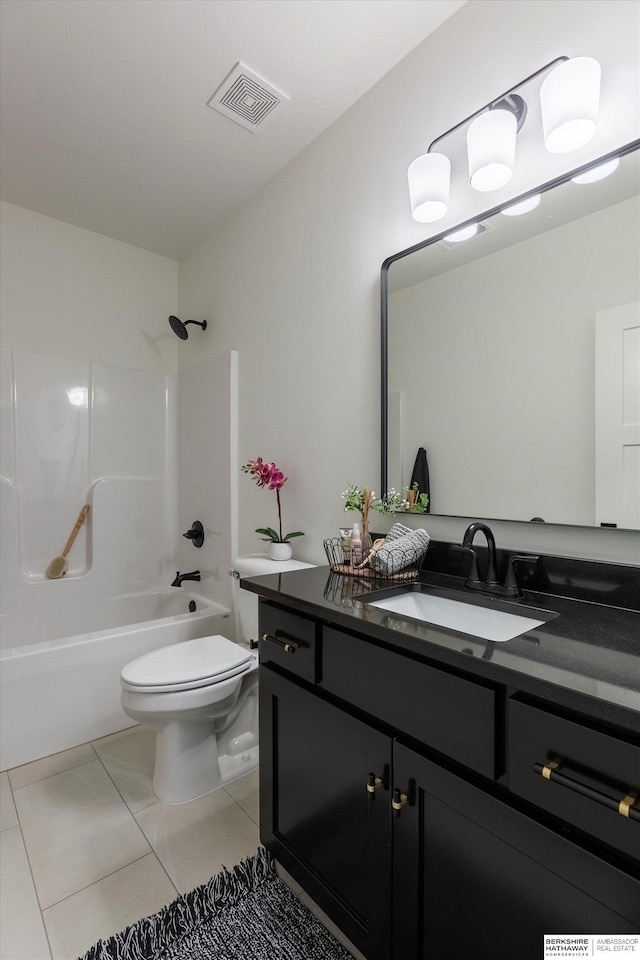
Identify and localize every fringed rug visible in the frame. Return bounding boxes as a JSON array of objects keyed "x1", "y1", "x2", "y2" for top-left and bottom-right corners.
[{"x1": 78, "y1": 847, "x2": 354, "y2": 960}]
